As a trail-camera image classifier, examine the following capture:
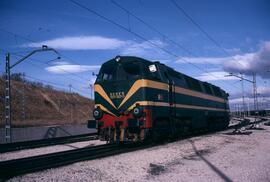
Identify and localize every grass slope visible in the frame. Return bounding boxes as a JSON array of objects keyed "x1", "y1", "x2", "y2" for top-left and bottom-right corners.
[{"x1": 0, "y1": 78, "x2": 94, "y2": 127}]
